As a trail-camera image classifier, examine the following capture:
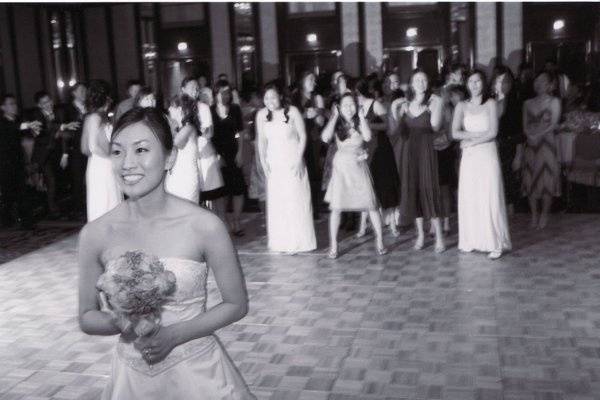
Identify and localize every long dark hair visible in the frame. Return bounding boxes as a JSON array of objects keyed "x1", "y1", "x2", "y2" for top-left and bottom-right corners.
[
  {"x1": 87, "y1": 80, "x2": 112, "y2": 113},
  {"x1": 335, "y1": 93, "x2": 360, "y2": 141},
  {"x1": 406, "y1": 68, "x2": 432, "y2": 106},
  {"x1": 466, "y1": 69, "x2": 491, "y2": 104},
  {"x1": 263, "y1": 81, "x2": 290, "y2": 123},
  {"x1": 214, "y1": 79, "x2": 233, "y2": 107},
  {"x1": 292, "y1": 71, "x2": 316, "y2": 111}
]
